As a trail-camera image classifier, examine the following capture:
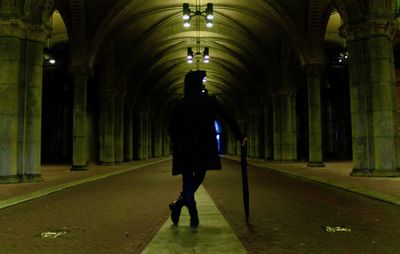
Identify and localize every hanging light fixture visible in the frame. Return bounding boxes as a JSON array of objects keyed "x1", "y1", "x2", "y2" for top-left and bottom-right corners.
[
  {"x1": 206, "y1": 3, "x2": 214, "y2": 19},
  {"x1": 205, "y1": 3, "x2": 213, "y2": 27},
  {"x1": 187, "y1": 47, "x2": 194, "y2": 63},
  {"x1": 203, "y1": 47, "x2": 210, "y2": 63},
  {"x1": 186, "y1": 46, "x2": 210, "y2": 64},
  {"x1": 183, "y1": 3, "x2": 191, "y2": 27},
  {"x1": 184, "y1": 19, "x2": 191, "y2": 27},
  {"x1": 183, "y1": 3, "x2": 212, "y2": 65},
  {"x1": 182, "y1": 2, "x2": 214, "y2": 28},
  {"x1": 183, "y1": 3, "x2": 191, "y2": 20}
]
